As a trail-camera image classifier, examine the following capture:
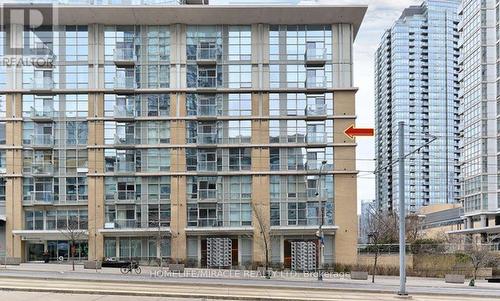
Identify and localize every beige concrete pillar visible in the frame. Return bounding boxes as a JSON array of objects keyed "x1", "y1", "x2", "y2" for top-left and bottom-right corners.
[
  {"x1": 331, "y1": 90, "x2": 357, "y2": 265},
  {"x1": 4, "y1": 93, "x2": 23, "y2": 260},
  {"x1": 87, "y1": 93, "x2": 105, "y2": 261},
  {"x1": 334, "y1": 174, "x2": 358, "y2": 265},
  {"x1": 171, "y1": 176, "x2": 187, "y2": 261}
]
